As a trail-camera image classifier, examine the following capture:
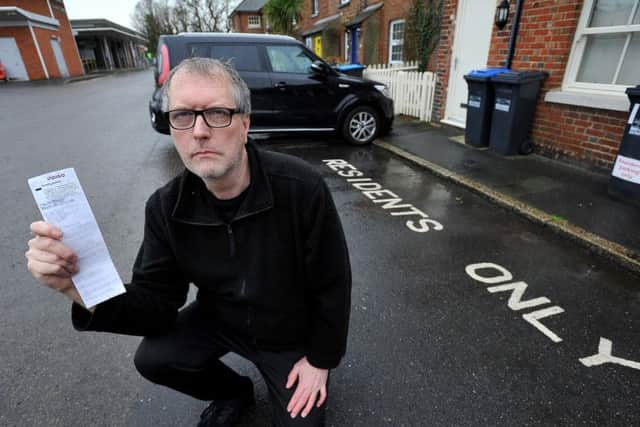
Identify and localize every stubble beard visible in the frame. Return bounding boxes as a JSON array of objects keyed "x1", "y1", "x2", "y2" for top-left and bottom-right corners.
[{"x1": 192, "y1": 144, "x2": 245, "y2": 183}]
